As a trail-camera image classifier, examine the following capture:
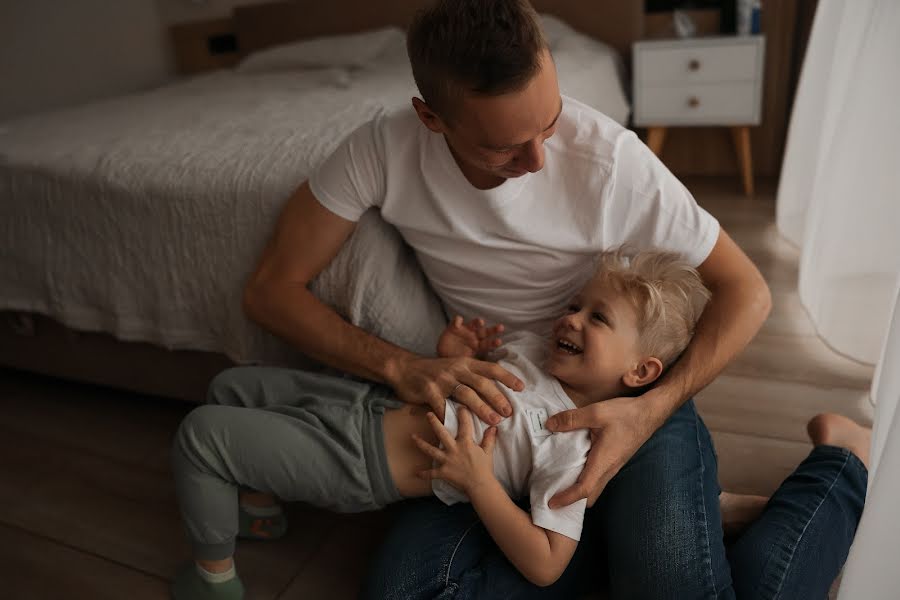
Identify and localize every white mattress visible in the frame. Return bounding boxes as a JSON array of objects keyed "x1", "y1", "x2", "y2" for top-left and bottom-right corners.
[{"x1": 0, "y1": 19, "x2": 631, "y2": 365}]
